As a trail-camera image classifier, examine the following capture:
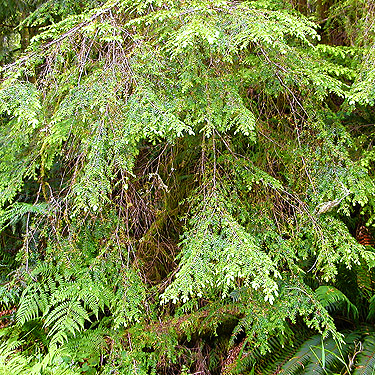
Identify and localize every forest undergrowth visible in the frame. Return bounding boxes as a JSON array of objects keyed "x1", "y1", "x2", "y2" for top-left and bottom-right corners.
[{"x1": 1, "y1": 0, "x2": 375, "y2": 374}]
